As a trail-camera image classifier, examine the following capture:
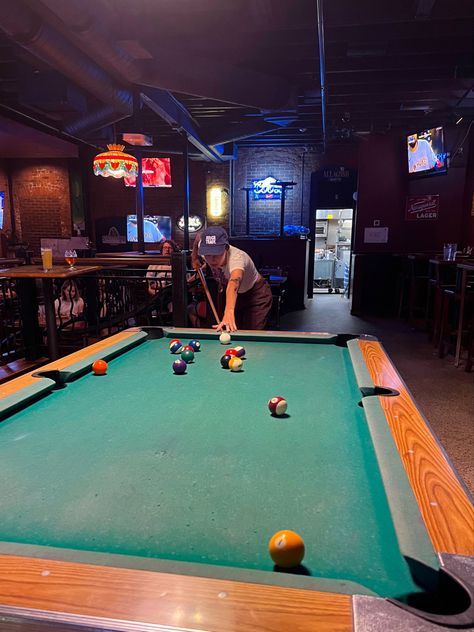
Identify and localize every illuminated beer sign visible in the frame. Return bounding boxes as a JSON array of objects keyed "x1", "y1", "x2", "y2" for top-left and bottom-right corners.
[
  {"x1": 252, "y1": 176, "x2": 282, "y2": 200},
  {"x1": 176, "y1": 215, "x2": 204, "y2": 232}
]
